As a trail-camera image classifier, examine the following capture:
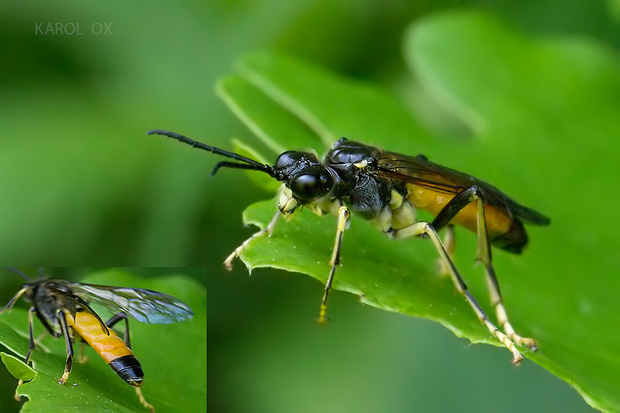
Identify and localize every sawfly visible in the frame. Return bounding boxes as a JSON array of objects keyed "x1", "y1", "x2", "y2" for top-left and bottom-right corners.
[
  {"x1": 1, "y1": 268, "x2": 194, "y2": 412},
  {"x1": 149, "y1": 130, "x2": 550, "y2": 363}
]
